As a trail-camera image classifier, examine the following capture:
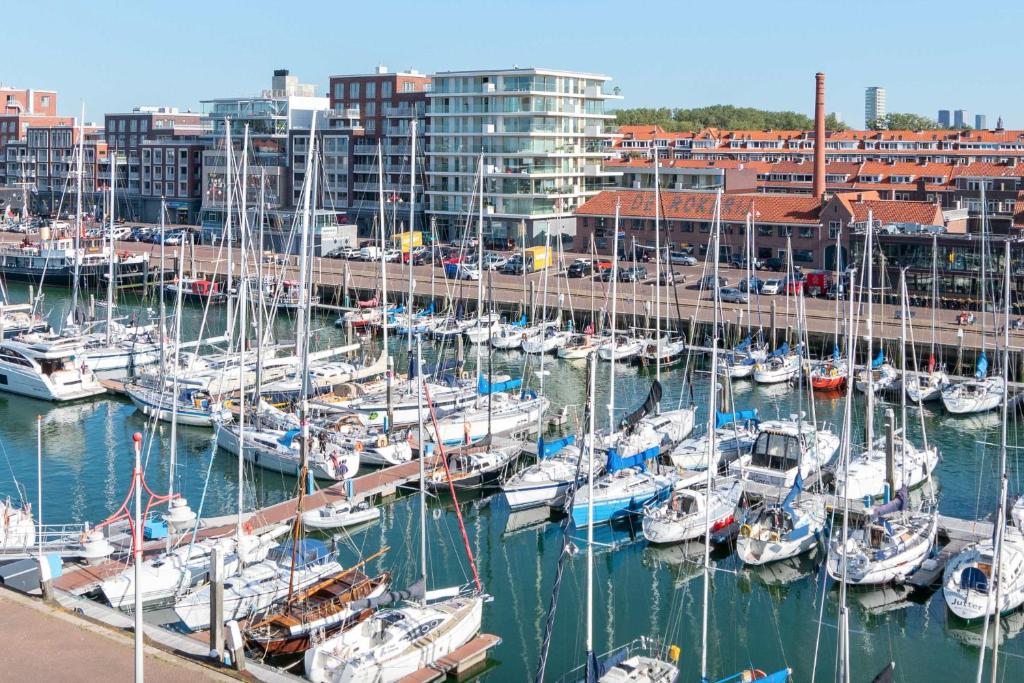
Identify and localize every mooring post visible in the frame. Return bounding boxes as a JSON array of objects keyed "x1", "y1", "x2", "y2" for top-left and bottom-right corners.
[
  {"x1": 225, "y1": 620, "x2": 246, "y2": 671},
  {"x1": 884, "y1": 408, "x2": 896, "y2": 500},
  {"x1": 770, "y1": 299, "x2": 777, "y2": 349}
]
